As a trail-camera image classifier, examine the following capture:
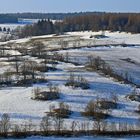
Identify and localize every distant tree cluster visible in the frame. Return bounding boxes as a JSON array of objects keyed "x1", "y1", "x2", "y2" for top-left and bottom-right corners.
[
  {"x1": 0, "y1": 27, "x2": 11, "y2": 32},
  {"x1": 17, "y1": 19, "x2": 54, "y2": 37}
]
